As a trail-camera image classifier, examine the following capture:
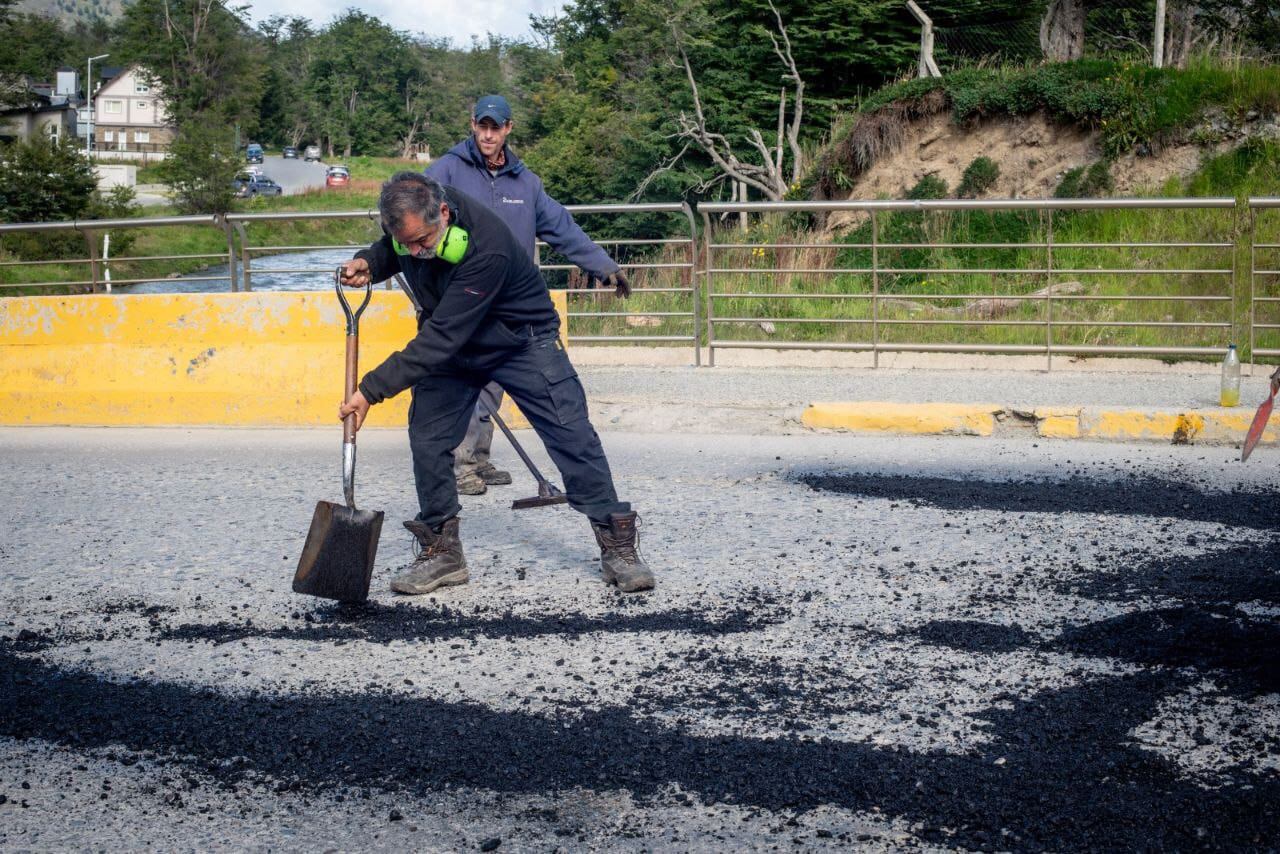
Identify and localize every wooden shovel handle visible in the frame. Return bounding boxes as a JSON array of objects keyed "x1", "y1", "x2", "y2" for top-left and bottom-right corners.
[{"x1": 343, "y1": 331, "x2": 359, "y2": 444}]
